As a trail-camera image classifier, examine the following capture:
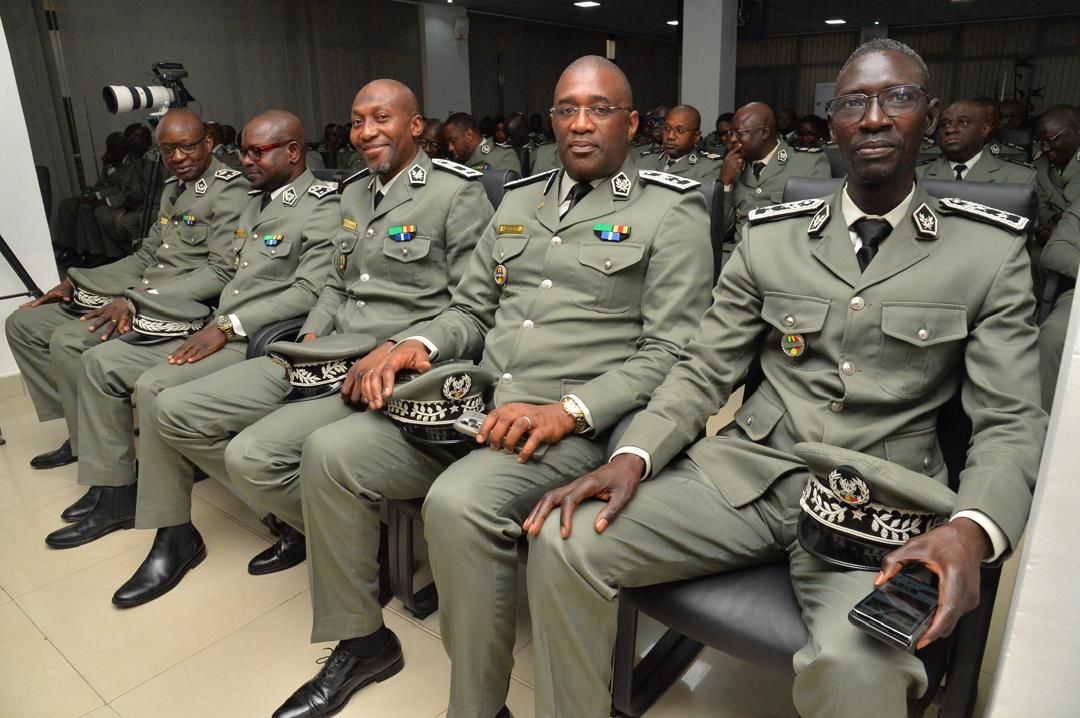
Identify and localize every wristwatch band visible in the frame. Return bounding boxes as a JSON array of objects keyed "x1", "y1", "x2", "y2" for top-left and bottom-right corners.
[
  {"x1": 560, "y1": 395, "x2": 590, "y2": 435},
  {"x1": 215, "y1": 314, "x2": 235, "y2": 338}
]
